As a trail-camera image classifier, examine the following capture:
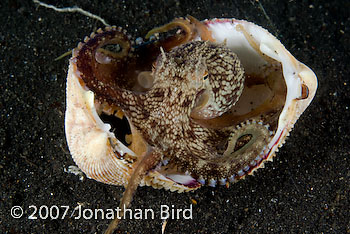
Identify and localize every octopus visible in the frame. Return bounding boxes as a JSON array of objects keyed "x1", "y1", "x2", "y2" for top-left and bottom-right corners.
[{"x1": 65, "y1": 17, "x2": 318, "y2": 233}]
